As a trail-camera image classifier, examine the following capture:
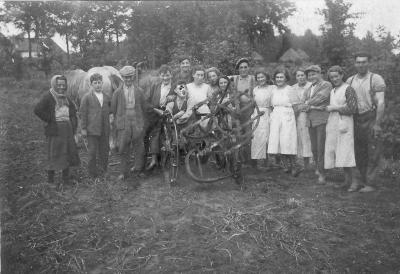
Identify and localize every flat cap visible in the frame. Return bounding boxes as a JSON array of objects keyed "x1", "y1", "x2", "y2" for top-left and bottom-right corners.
[
  {"x1": 120, "y1": 66, "x2": 136, "y2": 77},
  {"x1": 305, "y1": 65, "x2": 322, "y2": 74}
]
